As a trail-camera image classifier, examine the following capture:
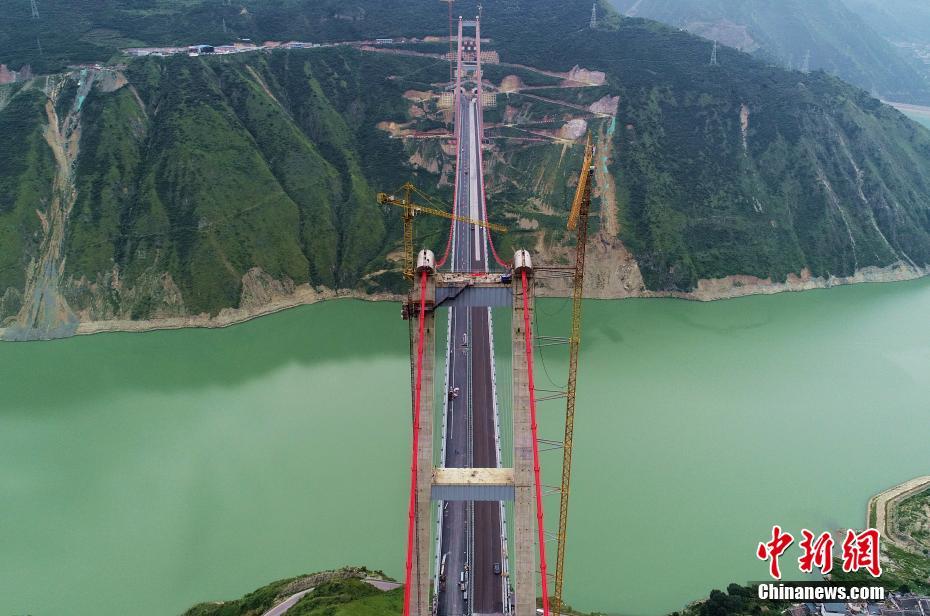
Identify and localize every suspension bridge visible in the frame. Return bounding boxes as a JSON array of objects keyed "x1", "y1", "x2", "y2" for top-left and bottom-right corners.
[{"x1": 394, "y1": 14, "x2": 595, "y2": 616}]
